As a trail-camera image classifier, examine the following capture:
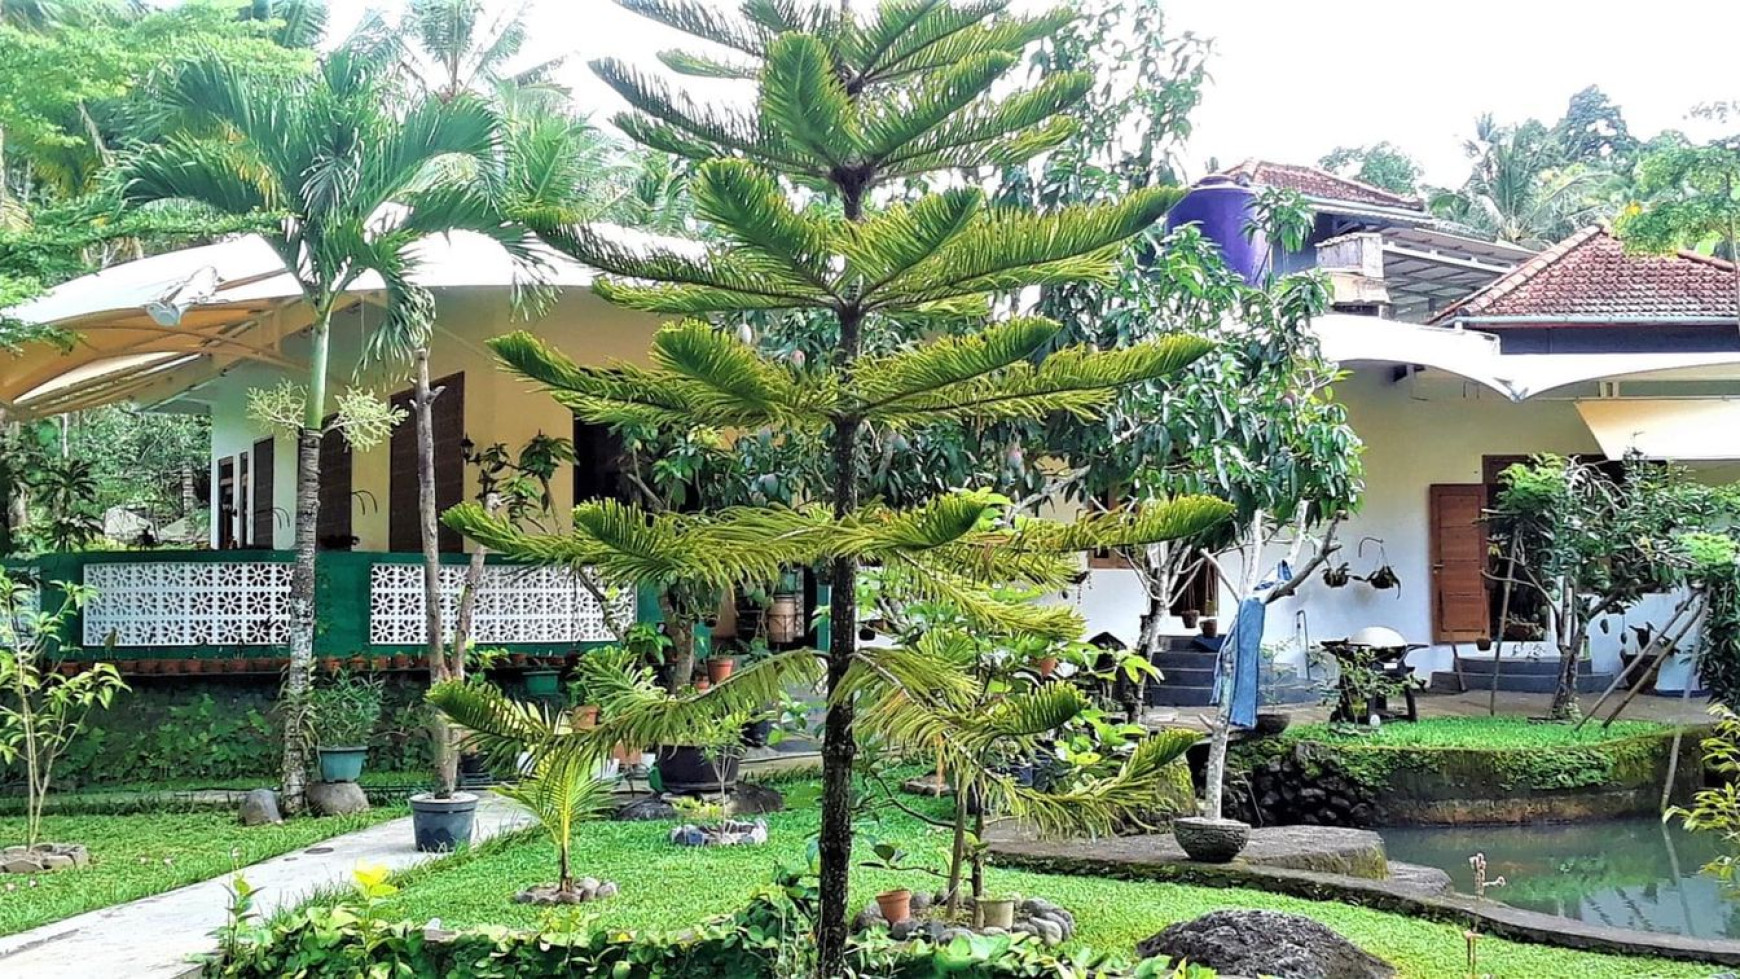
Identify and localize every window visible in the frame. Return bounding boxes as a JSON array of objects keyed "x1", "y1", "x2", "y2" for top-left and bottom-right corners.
[{"x1": 389, "y1": 373, "x2": 465, "y2": 553}]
